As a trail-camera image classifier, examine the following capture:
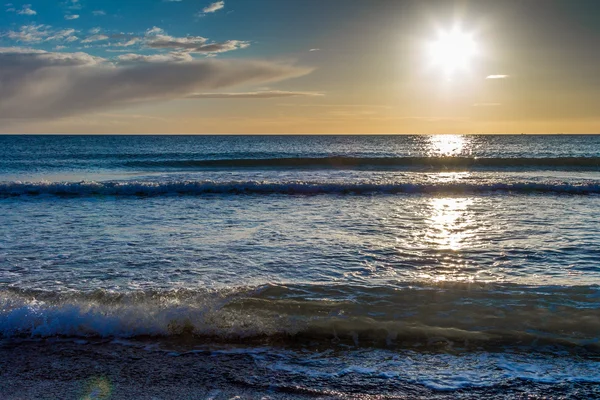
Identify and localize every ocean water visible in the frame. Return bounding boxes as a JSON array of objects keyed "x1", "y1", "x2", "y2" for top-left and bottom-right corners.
[{"x1": 0, "y1": 134, "x2": 599, "y2": 399}]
